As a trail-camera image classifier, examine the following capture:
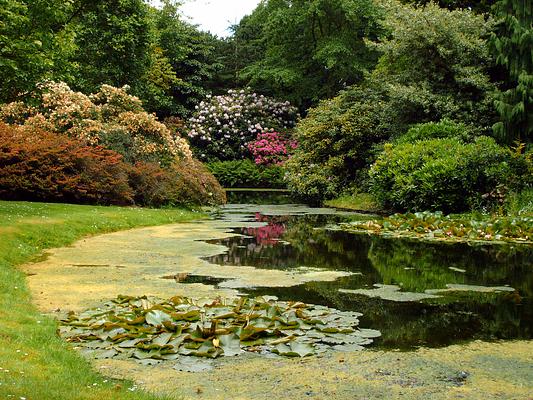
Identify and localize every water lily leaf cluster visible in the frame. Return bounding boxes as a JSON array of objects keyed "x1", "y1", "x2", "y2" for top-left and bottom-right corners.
[
  {"x1": 59, "y1": 295, "x2": 379, "y2": 362},
  {"x1": 340, "y1": 212, "x2": 533, "y2": 244}
]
